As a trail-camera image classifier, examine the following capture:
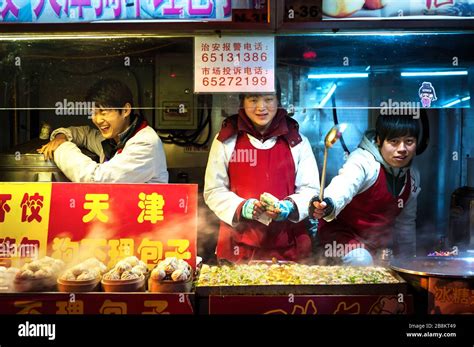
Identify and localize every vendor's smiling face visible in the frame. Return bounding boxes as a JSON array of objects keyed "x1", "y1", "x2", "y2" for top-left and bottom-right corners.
[
  {"x1": 91, "y1": 103, "x2": 131, "y2": 143},
  {"x1": 378, "y1": 135, "x2": 417, "y2": 168},
  {"x1": 243, "y1": 94, "x2": 279, "y2": 134}
]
